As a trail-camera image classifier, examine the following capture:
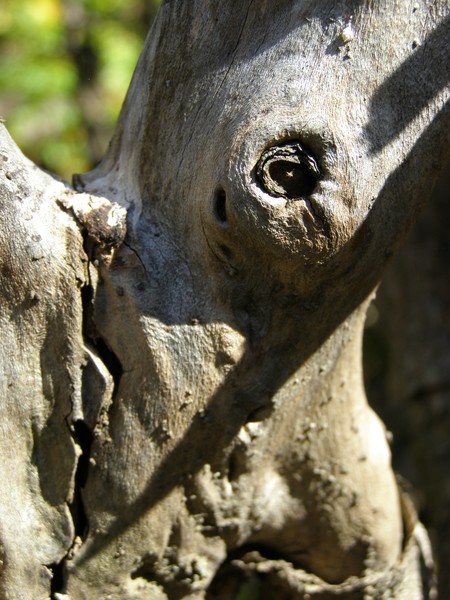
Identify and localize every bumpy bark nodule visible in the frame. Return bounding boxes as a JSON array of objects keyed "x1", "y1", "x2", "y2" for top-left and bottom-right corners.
[{"x1": 0, "y1": 1, "x2": 448, "y2": 598}]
